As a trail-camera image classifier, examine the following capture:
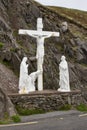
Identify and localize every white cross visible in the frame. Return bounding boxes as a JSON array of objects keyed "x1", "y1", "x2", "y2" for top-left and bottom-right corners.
[{"x1": 19, "y1": 18, "x2": 59, "y2": 91}]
